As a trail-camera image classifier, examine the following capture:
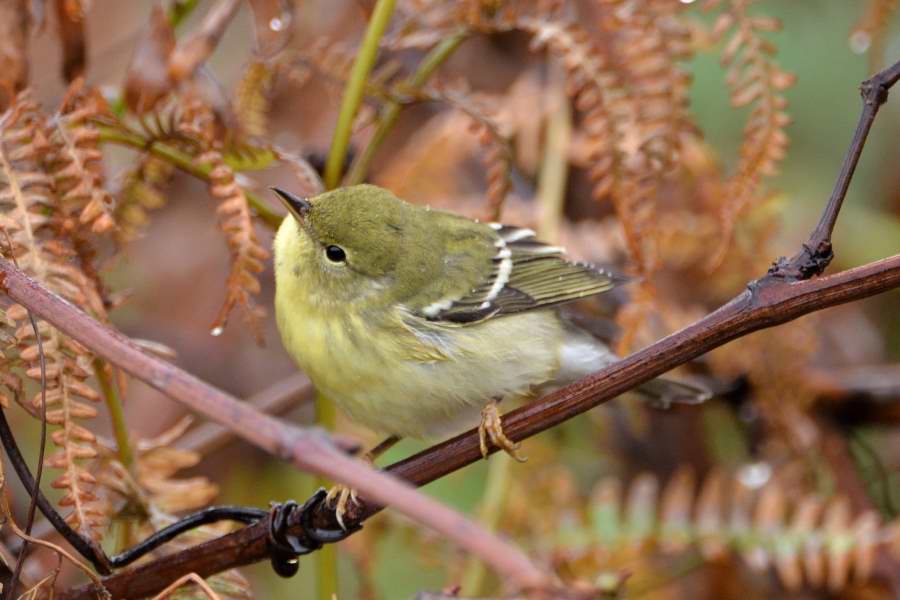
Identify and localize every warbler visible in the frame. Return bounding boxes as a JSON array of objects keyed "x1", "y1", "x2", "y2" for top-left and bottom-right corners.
[{"x1": 272, "y1": 184, "x2": 708, "y2": 523}]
